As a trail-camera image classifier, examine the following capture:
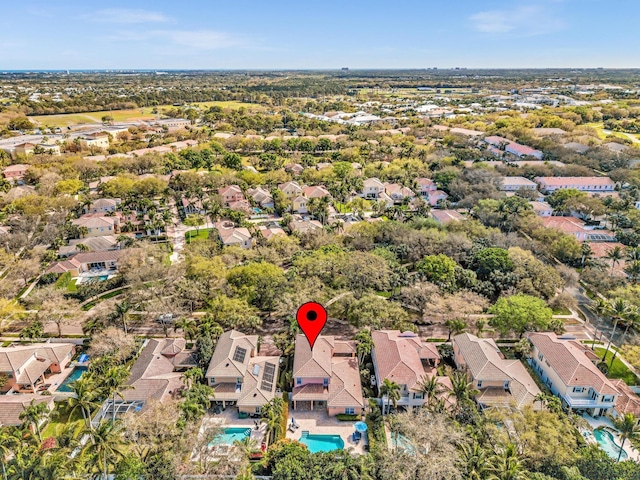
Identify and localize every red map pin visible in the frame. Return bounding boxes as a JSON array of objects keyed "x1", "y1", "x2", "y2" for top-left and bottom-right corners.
[{"x1": 296, "y1": 302, "x2": 327, "y2": 350}]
